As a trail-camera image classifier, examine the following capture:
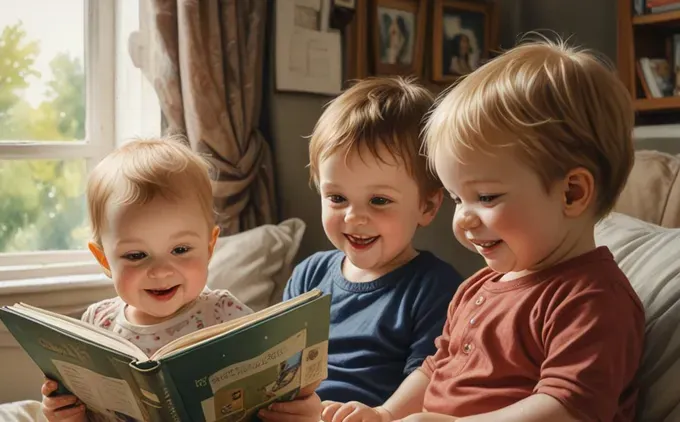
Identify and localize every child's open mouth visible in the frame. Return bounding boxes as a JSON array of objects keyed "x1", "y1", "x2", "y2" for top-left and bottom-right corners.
[
  {"x1": 145, "y1": 285, "x2": 180, "y2": 300},
  {"x1": 345, "y1": 234, "x2": 379, "y2": 250},
  {"x1": 470, "y1": 239, "x2": 503, "y2": 255}
]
